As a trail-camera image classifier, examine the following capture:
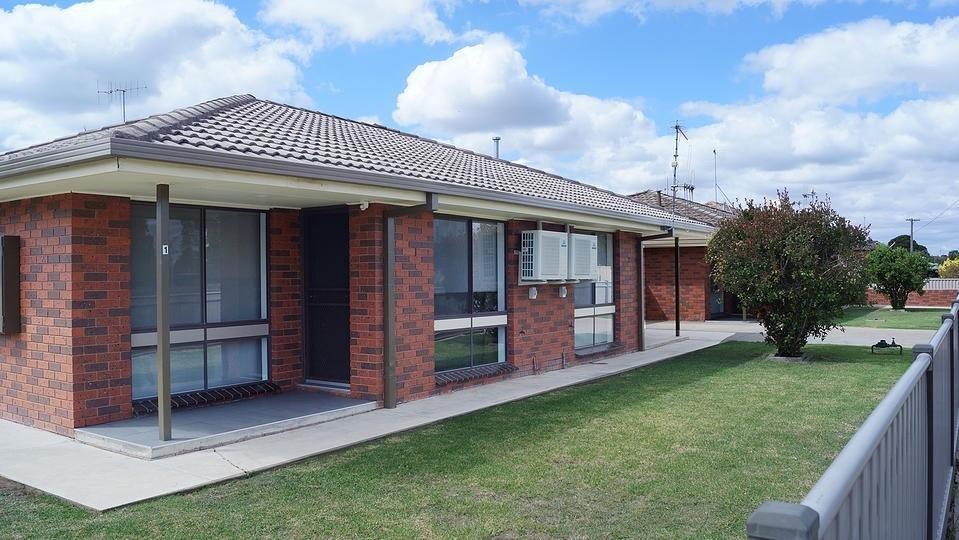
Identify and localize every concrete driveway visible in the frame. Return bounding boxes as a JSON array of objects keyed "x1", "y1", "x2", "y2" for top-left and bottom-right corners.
[{"x1": 646, "y1": 320, "x2": 938, "y2": 349}]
